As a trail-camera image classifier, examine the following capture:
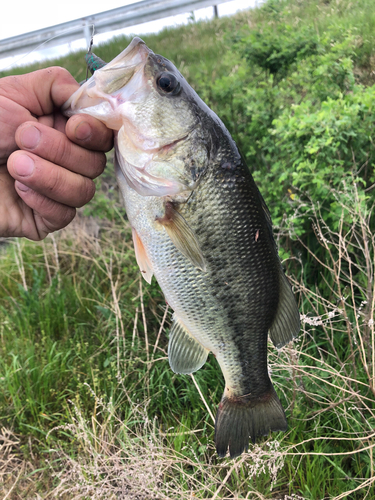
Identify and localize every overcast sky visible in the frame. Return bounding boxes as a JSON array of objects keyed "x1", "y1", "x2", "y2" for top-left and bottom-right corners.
[{"x1": 0, "y1": 0, "x2": 261, "y2": 71}]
